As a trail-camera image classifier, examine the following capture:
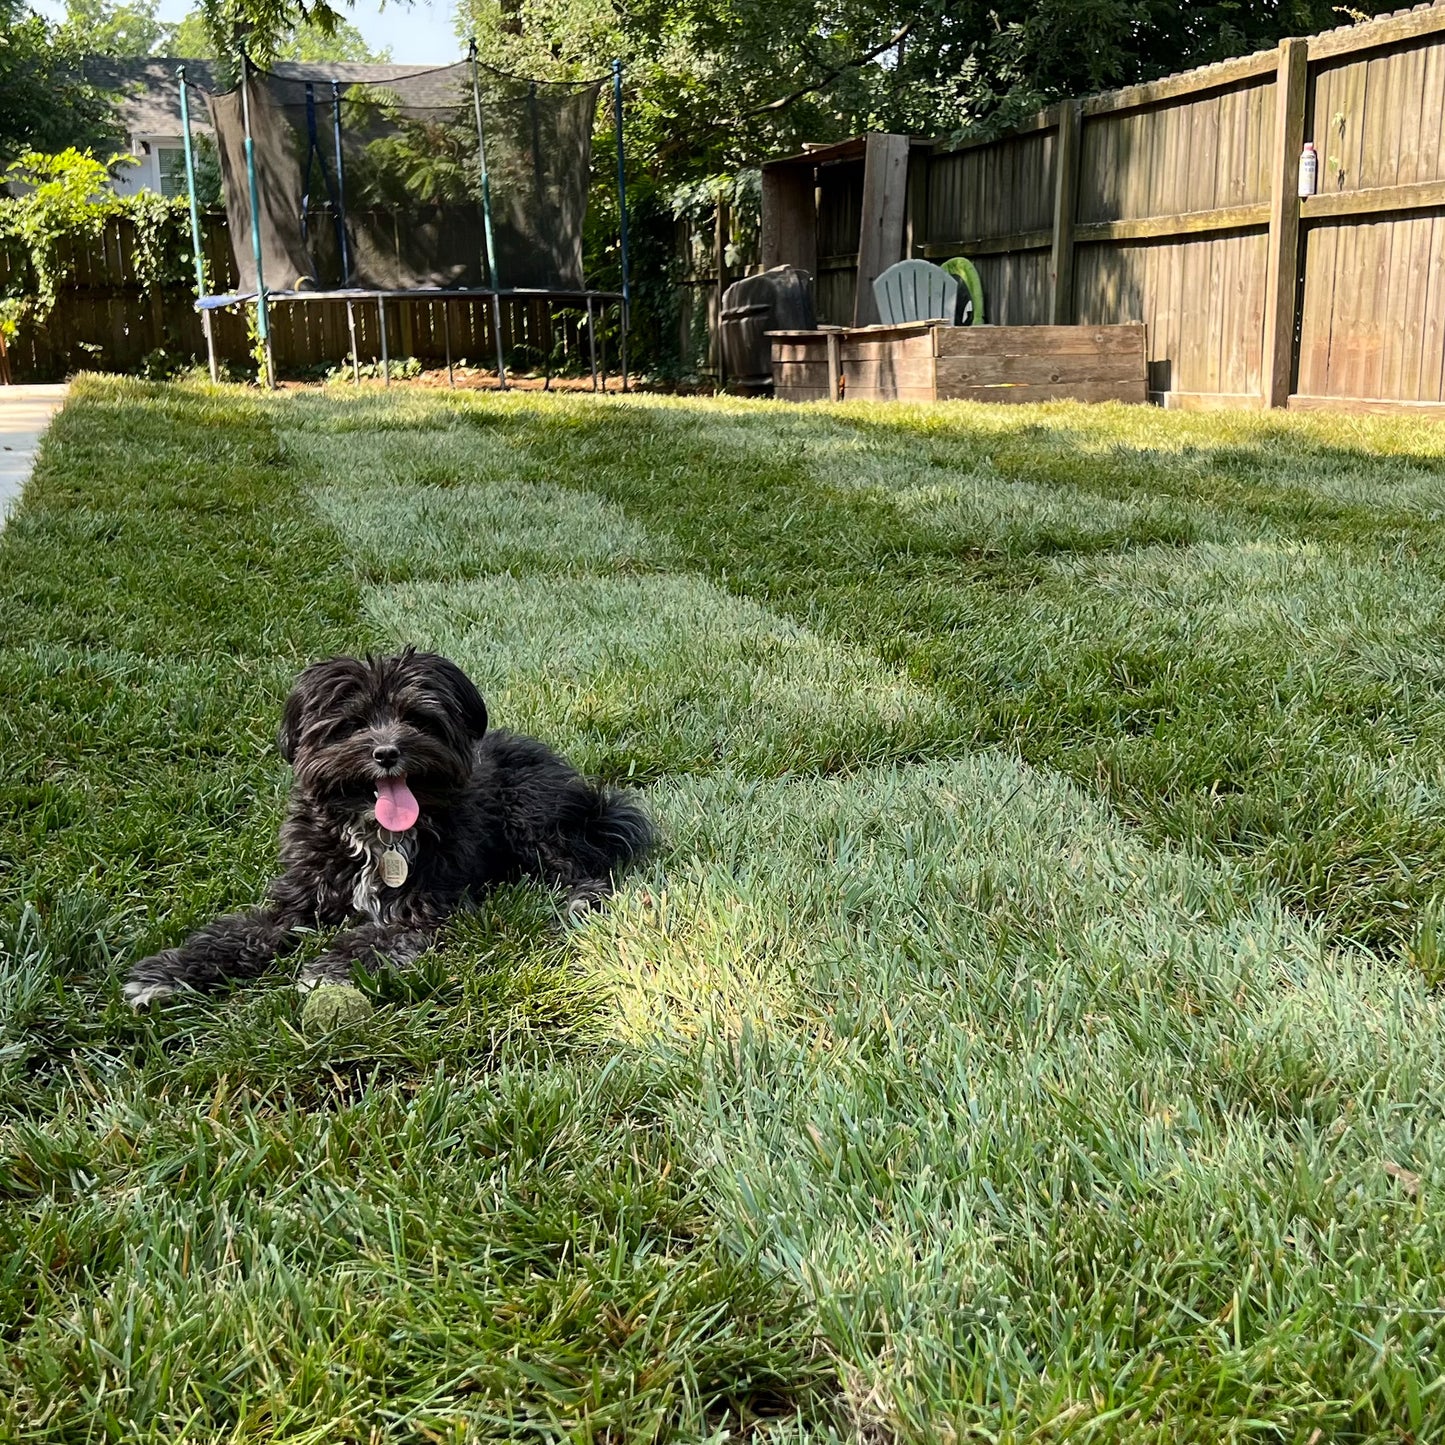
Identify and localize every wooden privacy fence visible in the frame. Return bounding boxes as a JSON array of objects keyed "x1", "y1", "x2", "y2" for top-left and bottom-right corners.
[
  {"x1": 1, "y1": 213, "x2": 612, "y2": 382},
  {"x1": 753, "y1": 1, "x2": 1445, "y2": 412}
]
